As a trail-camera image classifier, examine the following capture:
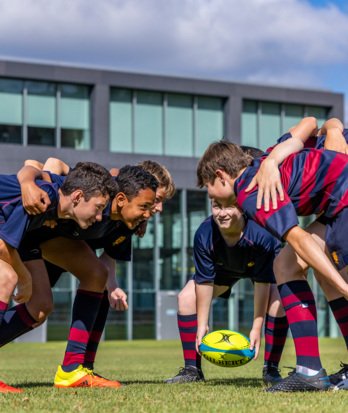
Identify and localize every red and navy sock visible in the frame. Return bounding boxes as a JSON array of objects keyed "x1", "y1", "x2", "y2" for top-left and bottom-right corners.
[
  {"x1": 62, "y1": 289, "x2": 103, "y2": 372},
  {"x1": 0, "y1": 304, "x2": 36, "y2": 347},
  {"x1": 264, "y1": 314, "x2": 288, "y2": 367},
  {"x1": 84, "y1": 290, "x2": 109, "y2": 370},
  {"x1": 329, "y1": 297, "x2": 348, "y2": 349},
  {"x1": 177, "y1": 313, "x2": 201, "y2": 369},
  {"x1": 278, "y1": 281, "x2": 322, "y2": 372},
  {"x1": 0, "y1": 300, "x2": 8, "y2": 326}
]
